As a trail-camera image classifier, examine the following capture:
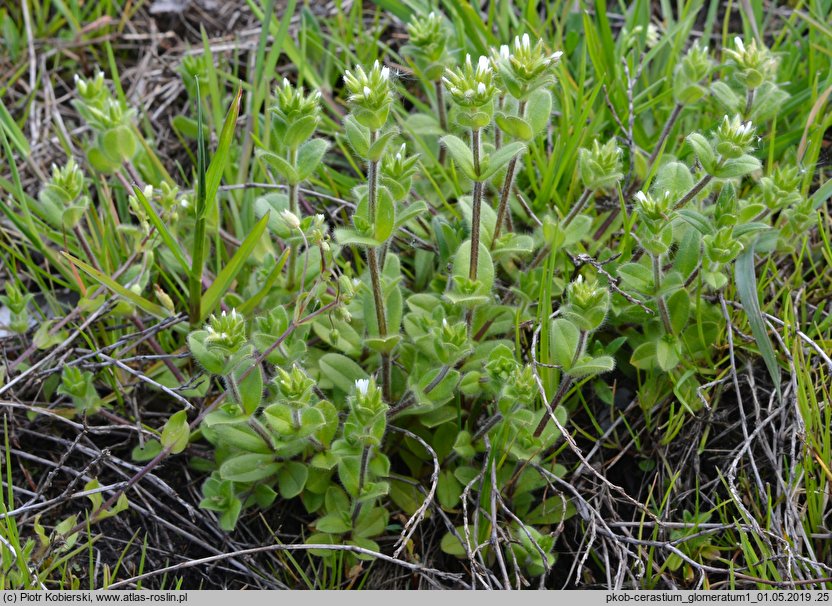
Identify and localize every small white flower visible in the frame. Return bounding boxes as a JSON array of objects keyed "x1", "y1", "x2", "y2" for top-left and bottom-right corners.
[
  {"x1": 634, "y1": 191, "x2": 648, "y2": 204},
  {"x1": 464, "y1": 88, "x2": 475, "y2": 98},
  {"x1": 548, "y1": 51, "x2": 563, "y2": 64},
  {"x1": 363, "y1": 86, "x2": 372, "y2": 98},
  {"x1": 282, "y1": 77, "x2": 290, "y2": 88},
  {"x1": 734, "y1": 37, "x2": 745, "y2": 54},
  {"x1": 280, "y1": 209, "x2": 301, "y2": 230},
  {"x1": 477, "y1": 55, "x2": 490, "y2": 75},
  {"x1": 355, "y1": 378, "x2": 370, "y2": 396},
  {"x1": 477, "y1": 82, "x2": 486, "y2": 95},
  {"x1": 315, "y1": 213, "x2": 325, "y2": 223},
  {"x1": 428, "y1": 10, "x2": 435, "y2": 18},
  {"x1": 522, "y1": 33, "x2": 531, "y2": 50},
  {"x1": 499, "y1": 44, "x2": 510, "y2": 60},
  {"x1": 381, "y1": 66, "x2": 390, "y2": 80}
]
